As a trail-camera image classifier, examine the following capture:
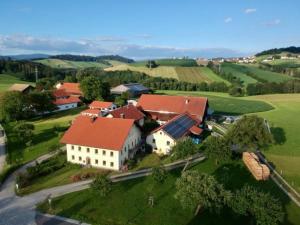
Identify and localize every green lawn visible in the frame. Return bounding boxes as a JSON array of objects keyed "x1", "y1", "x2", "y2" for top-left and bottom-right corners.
[
  {"x1": 157, "y1": 90, "x2": 274, "y2": 115},
  {"x1": 5, "y1": 107, "x2": 84, "y2": 165},
  {"x1": 35, "y1": 59, "x2": 111, "y2": 69},
  {"x1": 221, "y1": 63, "x2": 258, "y2": 85},
  {"x1": 0, "y1": 74, "x2": 34, "y2": 93},
  {"x1": 38, "y1": 159, "x2": 300, "y2": 225}
]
